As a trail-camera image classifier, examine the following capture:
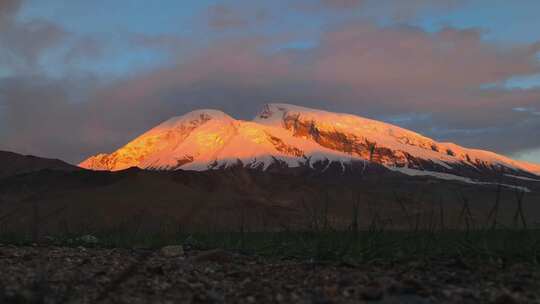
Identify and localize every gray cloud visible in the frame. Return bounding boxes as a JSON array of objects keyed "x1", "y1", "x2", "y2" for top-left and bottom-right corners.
[
  {"x1": 1, "y1": 21, "x2": 540, "y2": 163},
  {"x1": 0, "y1": 76, "x2": 94, "y2": 160},
  {"x1": 0, "y1": 0, "x2": 21, "y2": 19},
  {"x1": 0, "y1": 0, "x2": 68, "y2": 73}
]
